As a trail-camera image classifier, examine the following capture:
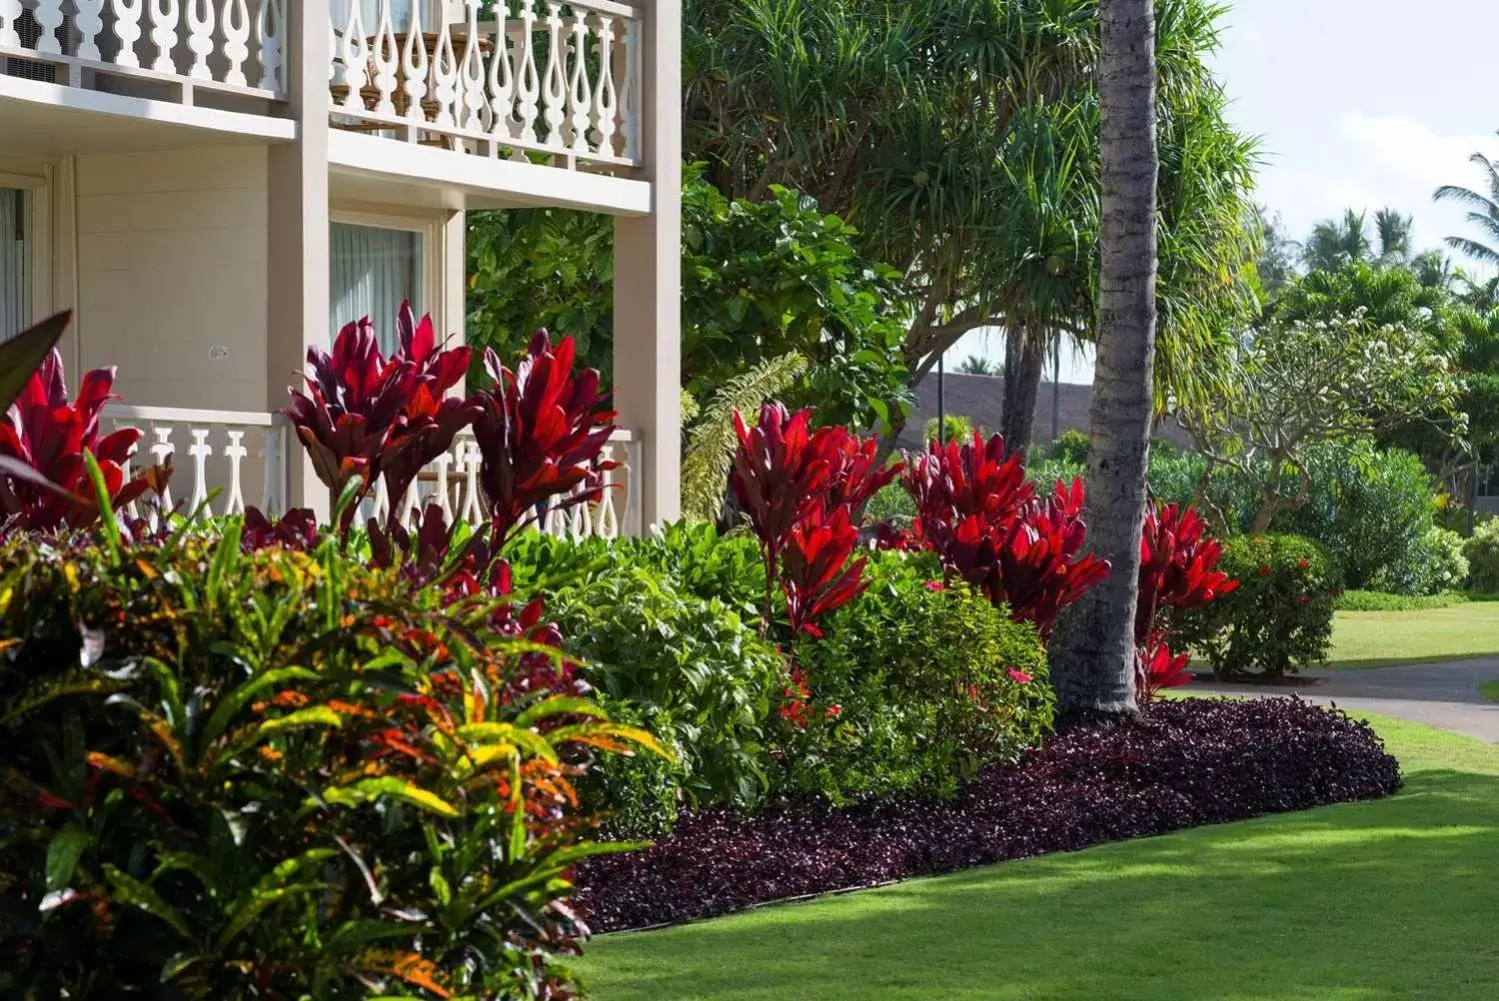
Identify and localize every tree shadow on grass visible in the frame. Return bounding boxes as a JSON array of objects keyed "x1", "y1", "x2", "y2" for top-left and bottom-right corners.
[{"x1": 577, "y1": 770, "x2": 1499, "y2": 1001}]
